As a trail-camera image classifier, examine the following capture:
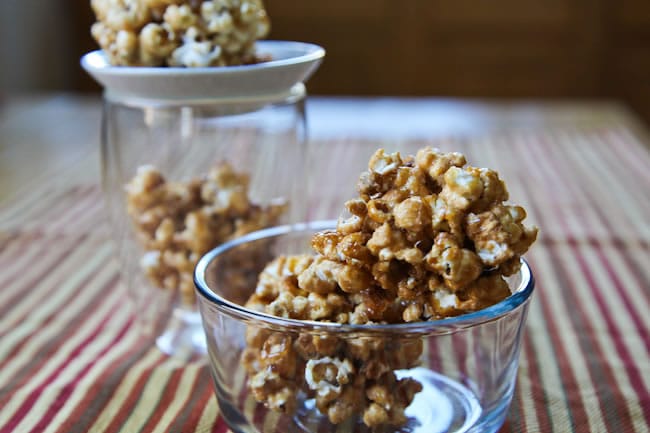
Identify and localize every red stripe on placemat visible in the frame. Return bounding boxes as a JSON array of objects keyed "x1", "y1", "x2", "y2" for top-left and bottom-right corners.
[
  {"x1": 508, "y1": 136, "x2": 590, "y2": 431},
  {"x1": 0, "y1": 185, "x2": 79, "y2": 228},
  {"x1": 0, "y1": 274, "x2": 120, "y2": 406},
  {"x1": 563, "y1": 210, "x2": 650, "y2": 356},
  {"x1": 426, "y1": 337, "x2": 441, "y2": 372},
  {"x1": 18, "y1": 186, "x2": 92, "y2": 232},
  {"x1": 520, "y1": 322, "x2": 552, "y2": 433},
  {"x1": 74, "y1": 196, "x2": 107, "y2": 235},
  {"x1": 540, "y1": 133, "x2": 650, "y2": 358},
  {"x1": 525, "y1": 134, "x2": 618, "y2": 431},
  {"x1": 50, "y1": 341, "x2": 155, "y2": 433},
  {"x1": 101, "y1": 354, "x2": 170, "y2": 433},
  {"x1": 573, "y1": 245, "x2": 650, "y2": 423},
  {"x1": 541, "y1": 236, "x2": 649, "y2": 251},
  {"x1": 47, "y1": 186, "x2": 102, "y2": 234},
  {"x1": 171, "y1": 374, "x2": 214, "y2": 432},
  {"x1": 452, "y1": 332, "x2": 469, "y2": 388},
  {"x1": 0, "y1": 233, "x2": 88, "y2": 321},
  {"x1": 498, "y1": 419, "x2": 512, "y2": 432},
  {"x1": 0, "y1": 231, "x2": 25, "y2": 260},
  {"x1": 603, "y1": 130, "x2": 650, "y2": 183},
  {"x1": 0, "y1": 251, "x2": 111, "y2": 373},
  {"x1": 59, "y1": 349, "x2": 164, "y2": 433},
  {"x1": 603, "y1": 242, "x2": 650, "y2": 300},
  {"x1": 25, "y1": 316, "x2": 133, "y2": 433},
  {"x1": 0, "y1": 233, "x2": 42, "y2": 291},
  {"x1": 496, "y1": 138, "x2": 549, "y2": 433},
  {"x1": 527, "y1": 133, "x2": 640, "y2": 430},
  {"x1": 0, "y1": 279, "x2": 124, "y2": 433},
  {"x1": 576, "y1": 130, "x2": 650, "y2": 220},
  {"x1": 138, "y1": 367, "x2": 185, "y2": 433},
  {"x1": 592, "y1": 242, "x2": 650, "y2": 355},
  {"x1": 211, "y1": 417, "x2": 230, "y2": 433}
]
